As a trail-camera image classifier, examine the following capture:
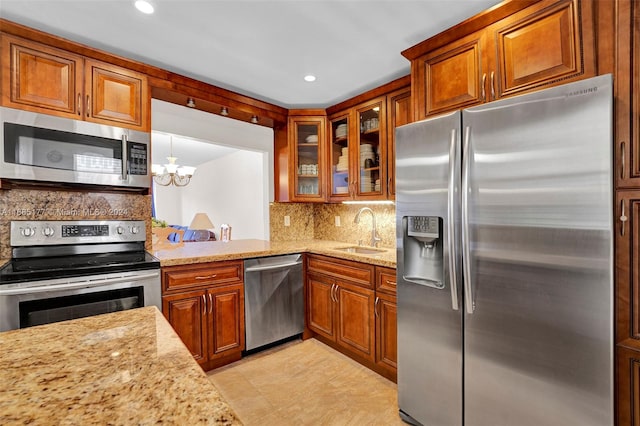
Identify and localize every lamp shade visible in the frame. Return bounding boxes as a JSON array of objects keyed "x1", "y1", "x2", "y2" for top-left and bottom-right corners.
[{"x1": 189, "y1": 213, "x2": 214, "y2": 230}]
